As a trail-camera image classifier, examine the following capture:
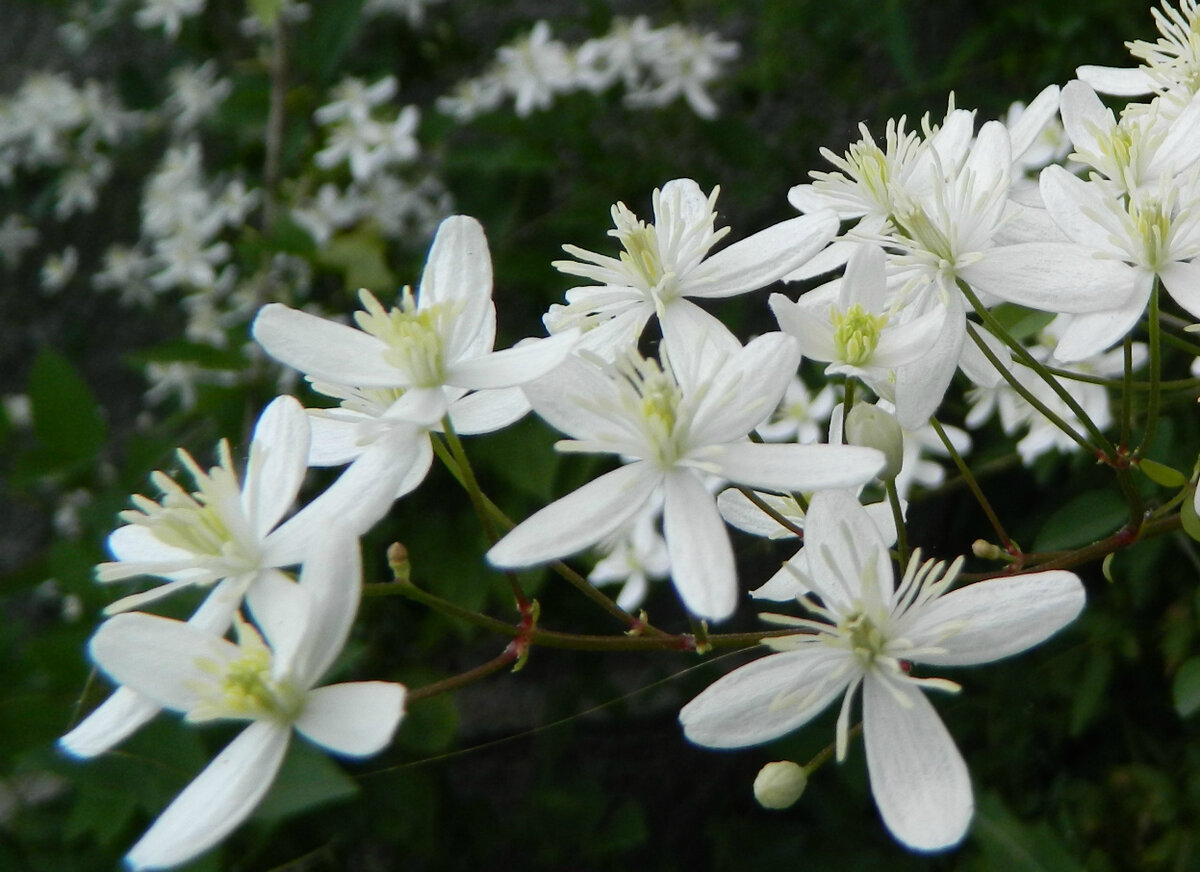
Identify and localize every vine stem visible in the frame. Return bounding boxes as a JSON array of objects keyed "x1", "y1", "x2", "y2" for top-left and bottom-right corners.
[
  {"x1": 958, "y1": 281, "x2": 1114, "y2": 458},
  {"x1": 1135, "y1": 281, "x2": 1163, "y2": 460},
  {"x1": 430, "y1": 433, "x2": 670, "y2": 635},
  {"x1": 929, "y1": 417, "x2": 1013, "y2": 552}
]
